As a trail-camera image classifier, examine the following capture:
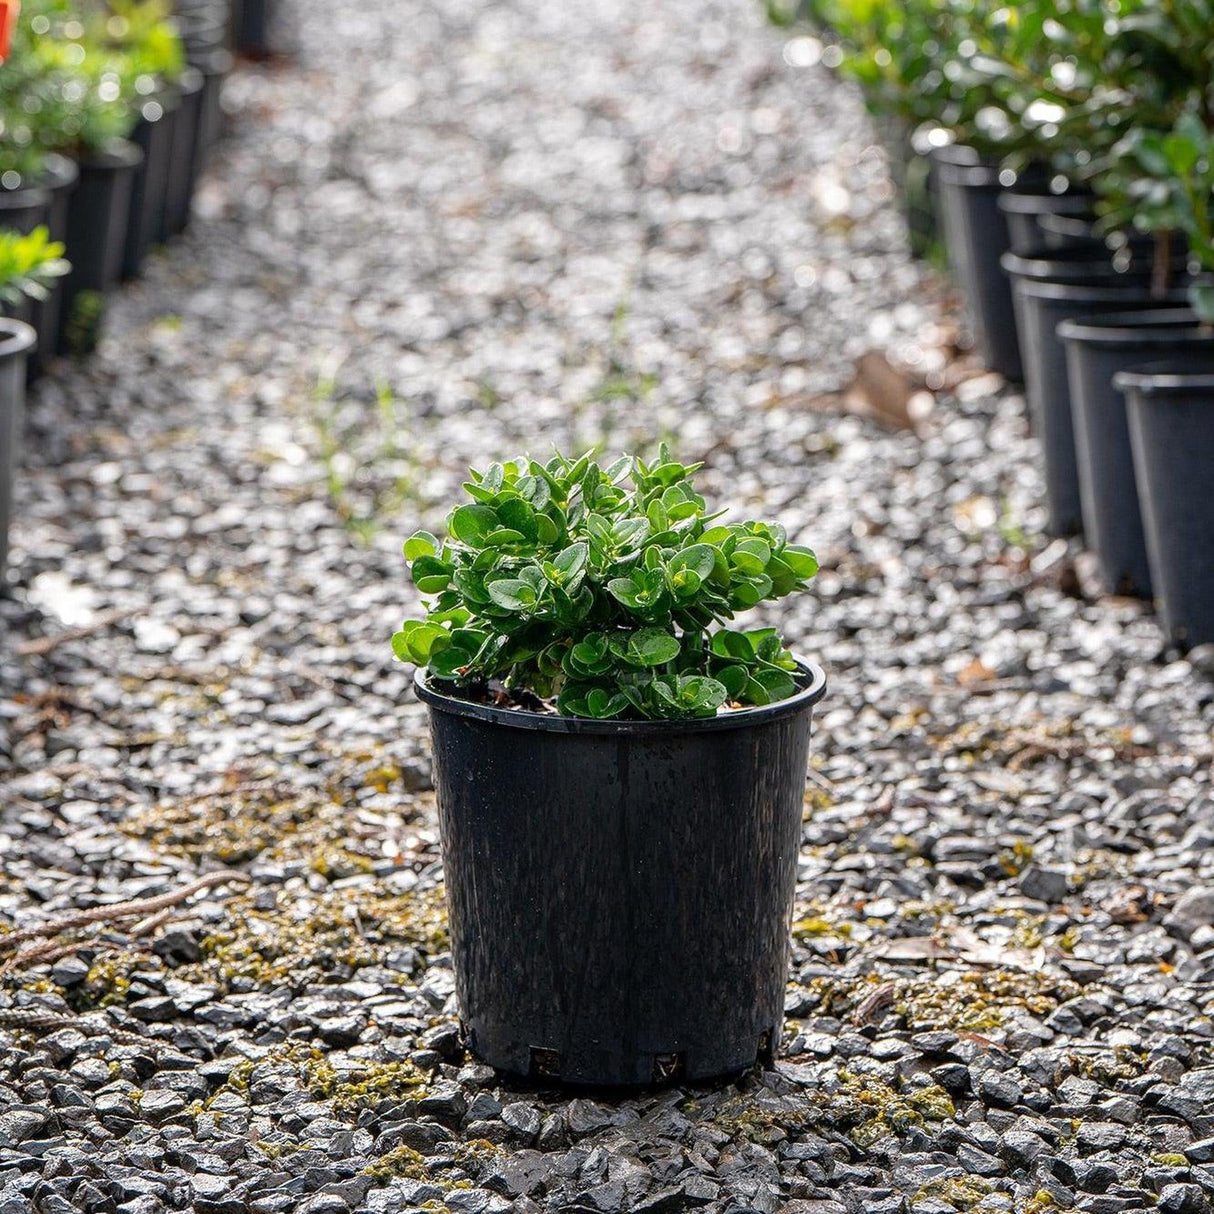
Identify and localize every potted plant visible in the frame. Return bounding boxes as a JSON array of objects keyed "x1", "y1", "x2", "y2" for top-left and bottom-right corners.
[
  {"x1": 1000, "y1": 241, "x2": 1188, "y2": 537},
  {"x1": 93, "y1": 0, "x2": 190, "y2": 275},
  {"x1": 793, "y1": 0, "x2": 1096, "y2": 381},
  {"x1": 5, "y1": 5, "x2": 143, "y2": 346},
  {"x1": 1105, "y1": 112, "x2": 1214, "y2": 648},
  {"x1": 1047, "y1": 102, "x2": 1214, "y2": 579},
  {"x1": 161, "y1": 62, "x2": 203, "y2": 237},
  {"x1": 393, "y1": 450, "x2": 827, "y2": 1086},
  {"x1": 1116, "y1": 358, "x2": 1214, "y2": 652},
  {"x1": 982, "y1": 0, "x2": 1214, "y2": 539},
  {"x1": 0, "y1": 225, "x2": 67, "y2": 584}
]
